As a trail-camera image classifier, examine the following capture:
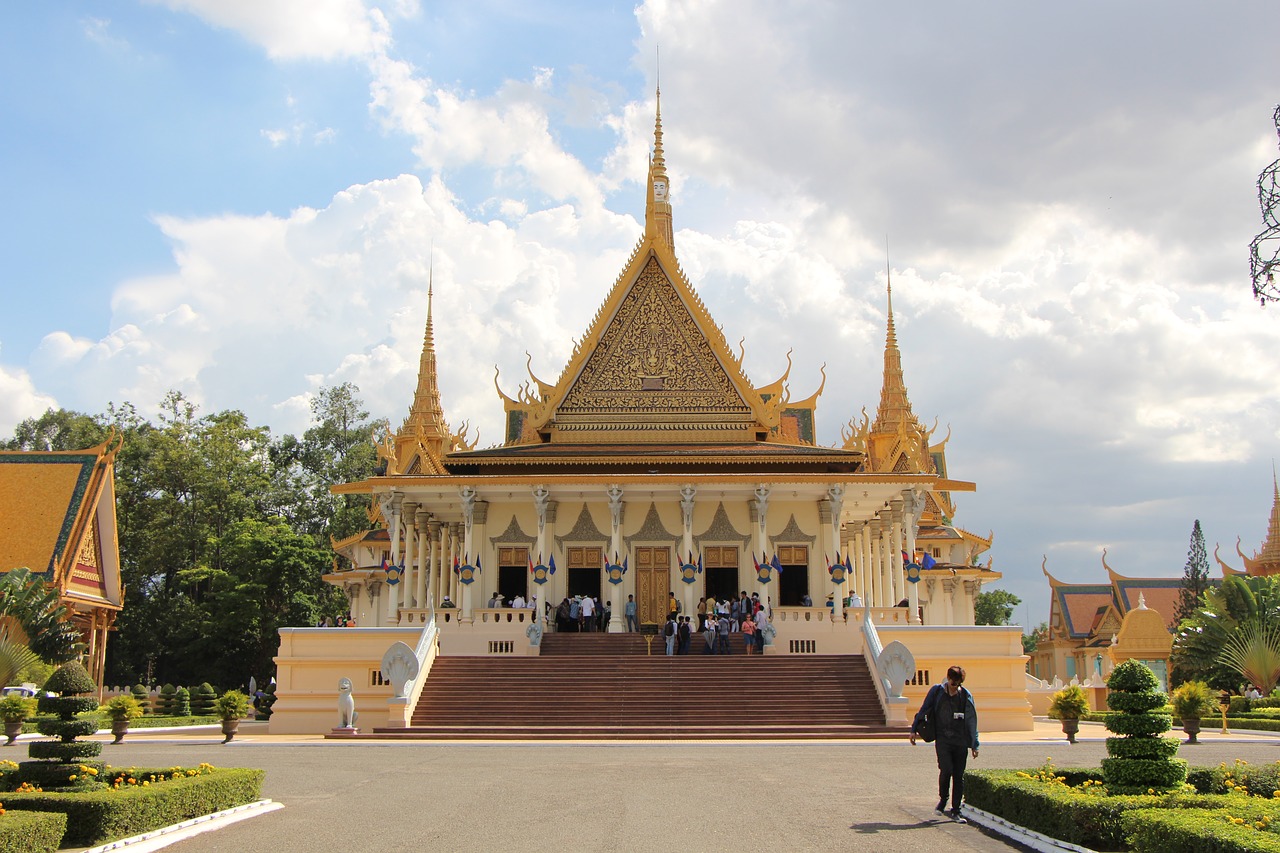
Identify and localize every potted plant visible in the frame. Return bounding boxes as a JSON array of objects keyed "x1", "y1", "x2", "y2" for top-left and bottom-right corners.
[
  {"x1": 0, "y1": 695, "x2": 35, "y2": 745},
  {"x1": 214, "y1": 689, "x2": 250, "y2": 743},
  {"x1": 1048, "y1": 684, "x2": 1090, "y2": 743},
  {"x1": 1170, "y1": 680, "x2": 1217, "y2": 744},
  {"x1": 100, "y1": 694, "x2": 143, "y2": 744}
]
